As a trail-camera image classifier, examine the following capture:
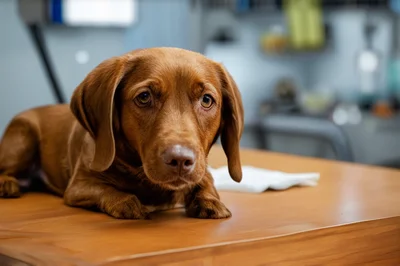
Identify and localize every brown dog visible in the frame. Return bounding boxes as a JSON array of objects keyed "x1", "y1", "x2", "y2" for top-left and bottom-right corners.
[{"x1": 0, "y1": 47, "x2": 243, "y2": 219}]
